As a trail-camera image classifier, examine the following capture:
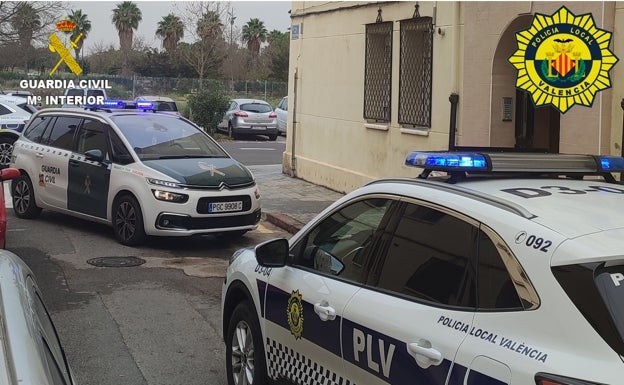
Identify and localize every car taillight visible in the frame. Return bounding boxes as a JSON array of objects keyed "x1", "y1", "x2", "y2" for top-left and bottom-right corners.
[
  {"x1": 234, "y1": 111, "x2": 248, "y2": 117},
  {"x1": 269, "y1": 112, "x2": 277, "y2": 118},
  {"x1": 535, "y1": 373, "x2": 605, "y2": 385}
]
